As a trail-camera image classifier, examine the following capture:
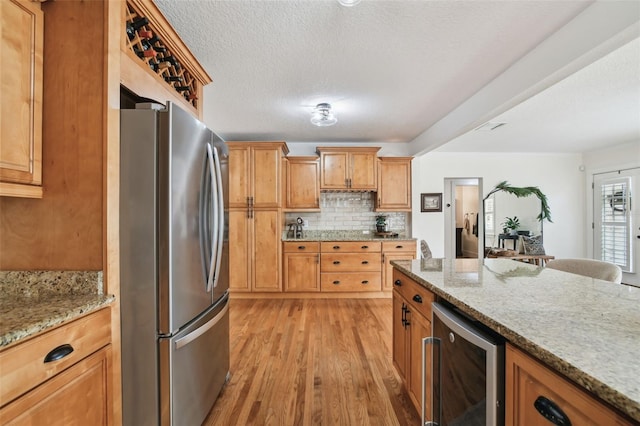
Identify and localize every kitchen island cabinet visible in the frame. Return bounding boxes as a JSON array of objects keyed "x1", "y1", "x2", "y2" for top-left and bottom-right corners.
[
  {"x1": 0, "y1": 0, "x2": 43, "y2": 198},
  {"x1": 316, "y1": 147, "x2": 380, "y2": 190},
  {"x1": 382, "y1": 240, "x2": 416, "y2": 291},
  {"x1": 392, "y1": 258, "x2": 639, "y2": 424}
]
